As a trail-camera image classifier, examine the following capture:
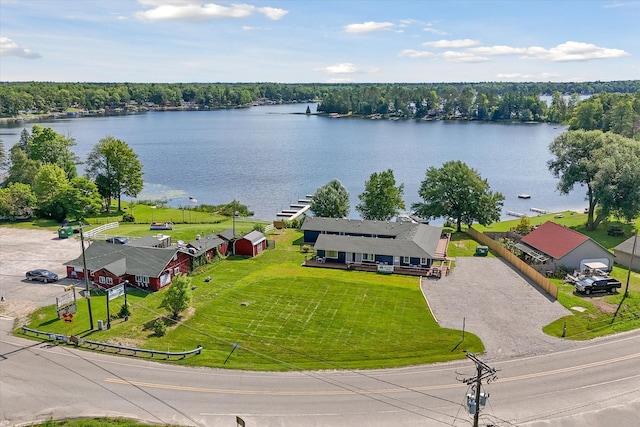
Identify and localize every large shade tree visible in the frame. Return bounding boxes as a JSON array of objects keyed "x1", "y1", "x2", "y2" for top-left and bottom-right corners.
[
  {"x1": 412, "y1": 160, "x2": 504, "y2": 232},
  {"x1": 355, "y1": 169, "x2": 405, "y2": 221},
  {"x1": 33, "y1": 164, "x2": 100, "y2": 221},
  {"x1": 86, "y1": 136, "x2": 144, "y2": 211},
  {"x1": 28, "y1": 125, "x2": 78, "y2": 178},
  {"x1": 310, "y1": 179, "x2": 350, "y2": 218},
  {"x1": 547, "y1": 130, "x2": 640, "y2": 230}
]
